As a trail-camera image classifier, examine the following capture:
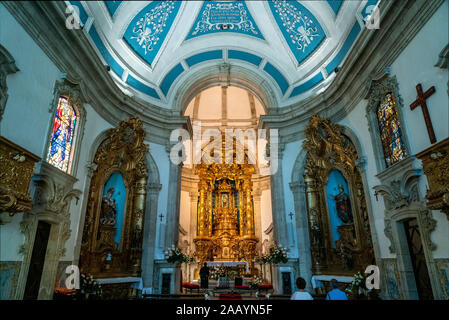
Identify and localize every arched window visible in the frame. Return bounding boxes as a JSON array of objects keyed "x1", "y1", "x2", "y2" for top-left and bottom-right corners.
[
  {"x1": 376, "y1": 92, "x2": 407, "y2": 167},
  {"x1": 46, "y1": 96, "x2": 79, "y2": 173}
]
